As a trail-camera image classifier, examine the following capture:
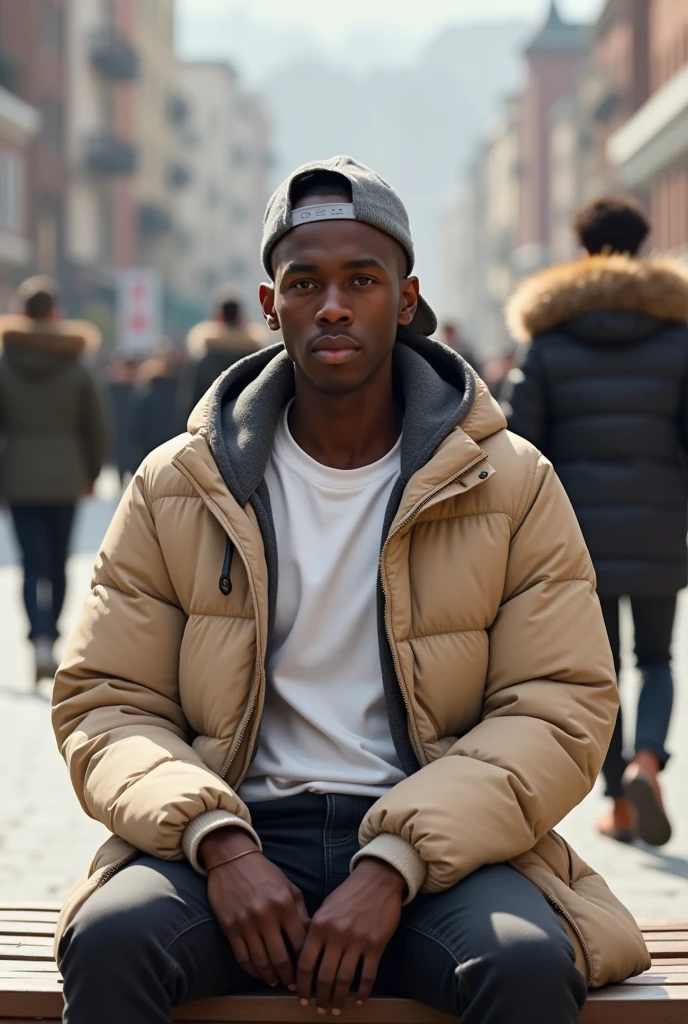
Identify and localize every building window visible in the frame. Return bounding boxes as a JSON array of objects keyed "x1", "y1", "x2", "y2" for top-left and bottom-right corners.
[
  {"x1": 41, "y1": 98, "x2": 63, "y2": 150},
  {"x1": 0, "y1": 150, "x2": 24, "y2": 231},
  {"x1": 41, "y1": 3, "x2": 63, "y2": 56}
]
